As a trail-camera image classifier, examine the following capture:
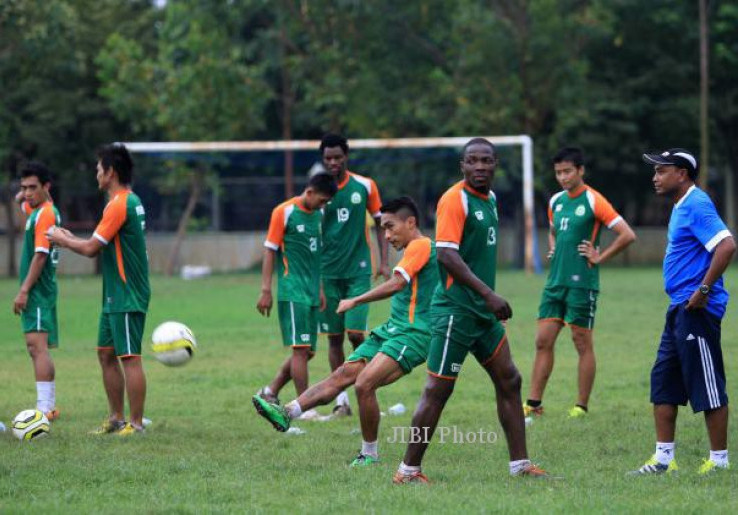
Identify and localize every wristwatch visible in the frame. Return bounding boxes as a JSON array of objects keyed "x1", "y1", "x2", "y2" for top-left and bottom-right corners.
[{"x1": 699, "y1": 284, "x2": 711, "y2": 295}]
